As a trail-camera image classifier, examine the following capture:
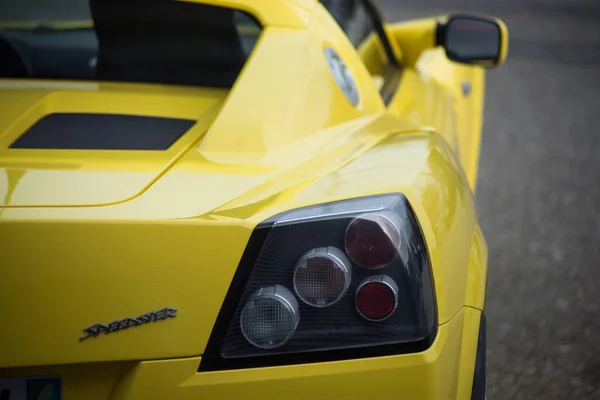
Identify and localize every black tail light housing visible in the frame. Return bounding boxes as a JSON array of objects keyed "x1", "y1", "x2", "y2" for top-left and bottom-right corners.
[{"x1": 200, "y1": 194, "x2": 437, "y2": 371}]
